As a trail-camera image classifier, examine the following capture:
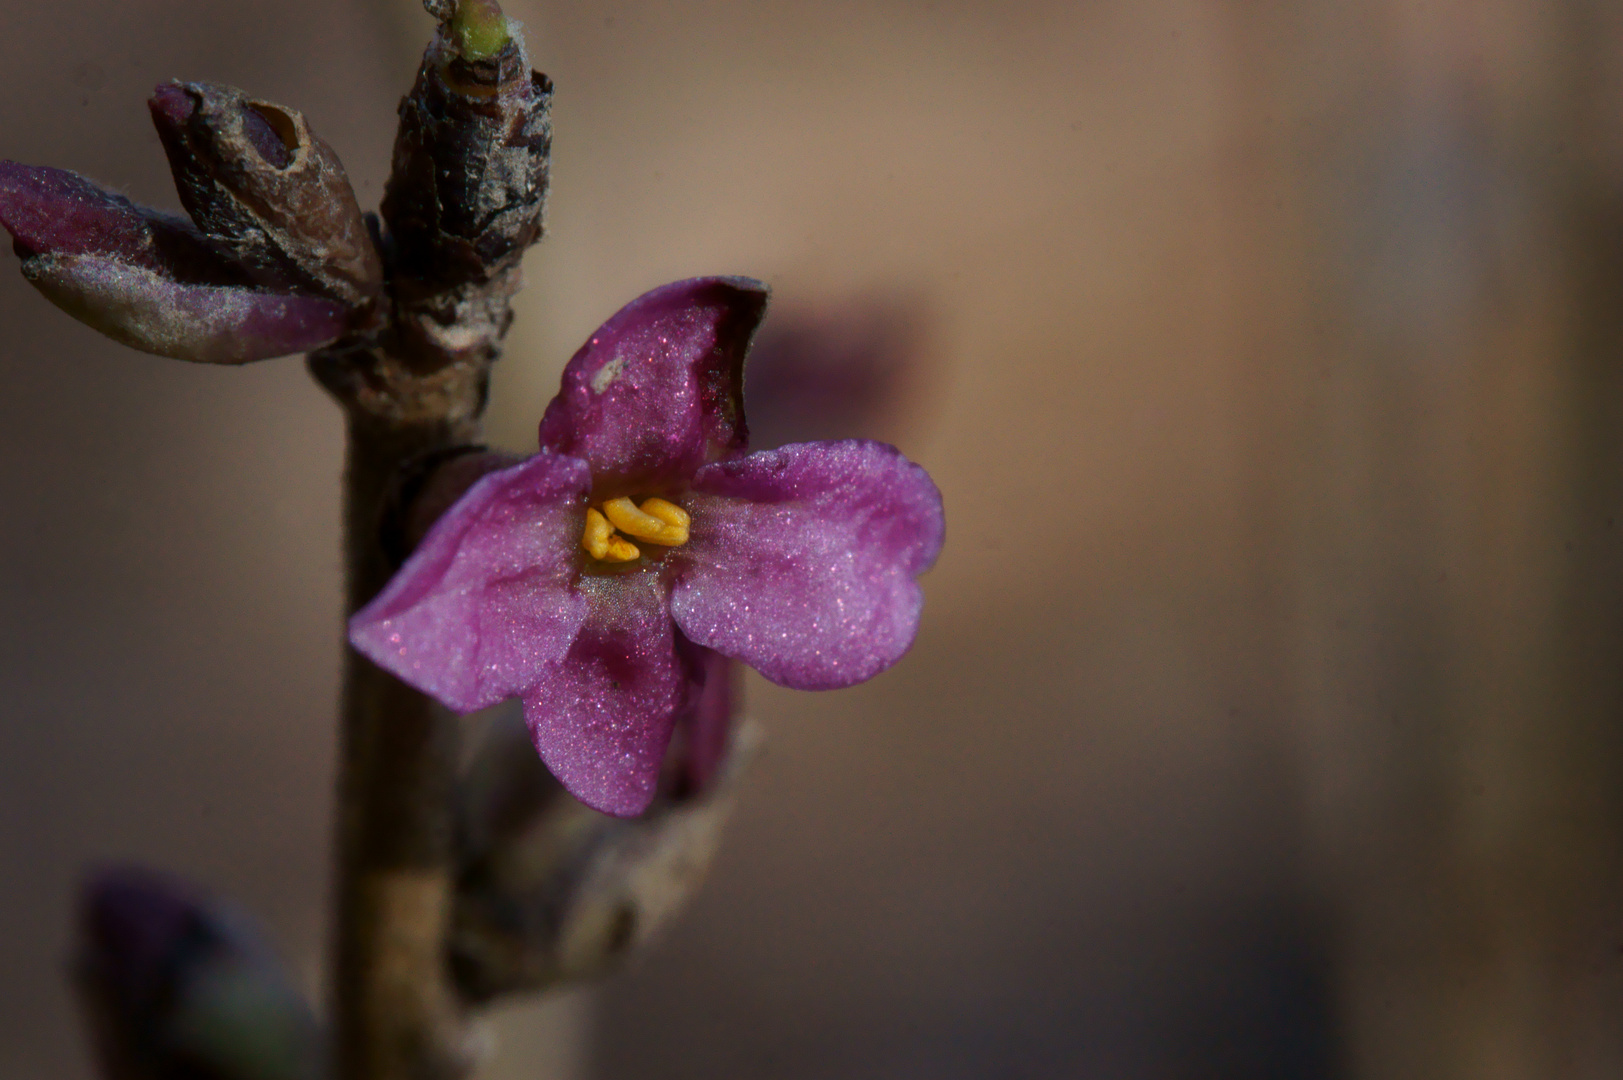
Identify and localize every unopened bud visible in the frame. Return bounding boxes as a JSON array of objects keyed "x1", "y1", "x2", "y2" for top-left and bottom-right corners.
[
  {"x1": 380, "y1": 446, "x2": 524, "y2": 568},
  {"x1": 25, "y1": 253, "x2": 348, "y2": 364},
  {"x1": 76, "y1": 867, "x2": 324, "y2": 1080},
  {"x1": 0, "y1": 161, "x2": 349, "y2": 363},
  {"x1": 451, "y1": 0, "x2": 512, "y2": 61},
  {"x1": 670, "y1": 645, "x2": 739, "y2": 798},
  {"x1": 449, "y1": 703, "x2": 752, "y2": 1002},
  {"x1": 0, "y1": 161, "x2": 235, "y2": 276},
  {"x1": 383, "y1": 0, "x2": 550, "y2": 295},
  {"x1": 150, "y1": 81, "x2": 383, "y2": 307}
]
